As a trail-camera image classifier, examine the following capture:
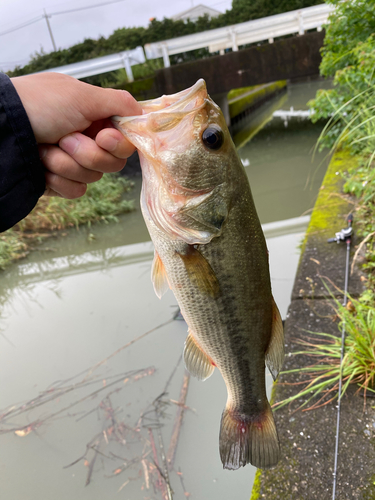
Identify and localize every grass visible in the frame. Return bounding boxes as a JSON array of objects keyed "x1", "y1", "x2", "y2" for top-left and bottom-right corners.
[
  {"x1": 274, "y1": 292, "x2": 375, "y2": 412},
  {"x1": 0, "y1": 173, "x2": 135, "y2": 270}
]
